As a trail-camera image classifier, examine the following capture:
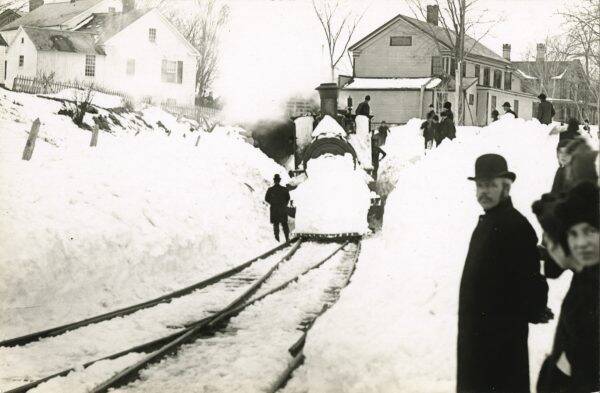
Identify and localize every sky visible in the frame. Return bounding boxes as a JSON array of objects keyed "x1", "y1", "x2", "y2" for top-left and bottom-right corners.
[{"x1": 213, "y1": 0, "x2": 577, "y2": 122}]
